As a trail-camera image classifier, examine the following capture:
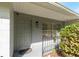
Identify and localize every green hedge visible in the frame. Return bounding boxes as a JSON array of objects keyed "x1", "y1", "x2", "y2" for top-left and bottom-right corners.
[{"x1": 59, "y1": 23, "x2": 79, "y2": 57}]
